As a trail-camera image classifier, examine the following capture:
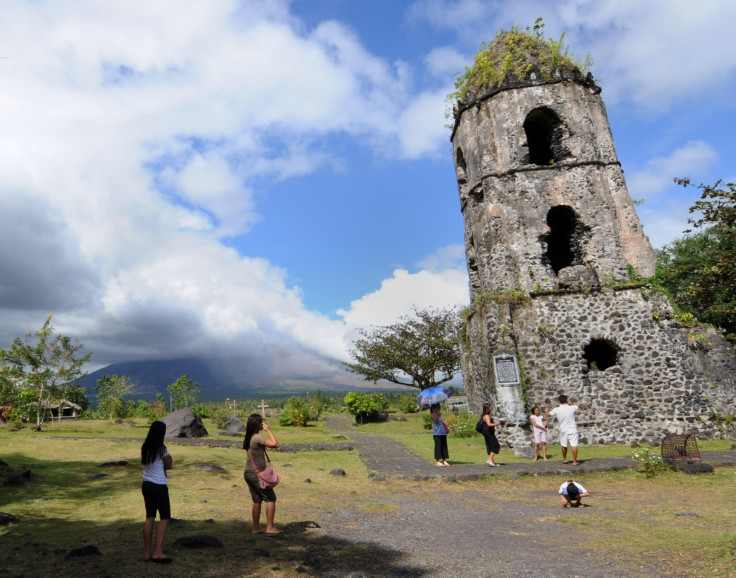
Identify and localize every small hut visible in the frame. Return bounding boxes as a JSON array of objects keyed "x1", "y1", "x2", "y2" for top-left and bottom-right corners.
[{"x1": 42, "y1": 399, "x2": 82, "y2": 421}]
